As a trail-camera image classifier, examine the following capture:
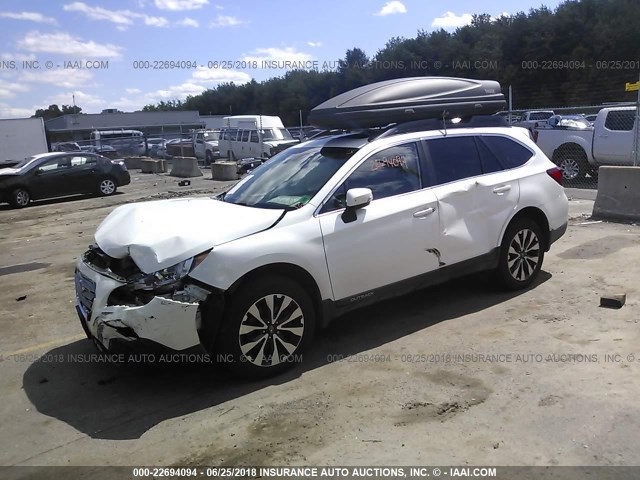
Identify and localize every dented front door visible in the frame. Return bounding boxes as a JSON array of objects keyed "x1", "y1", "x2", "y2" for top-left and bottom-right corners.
[{"x1": 319, "y1": 189, "x2": 442, "y2": 301}]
